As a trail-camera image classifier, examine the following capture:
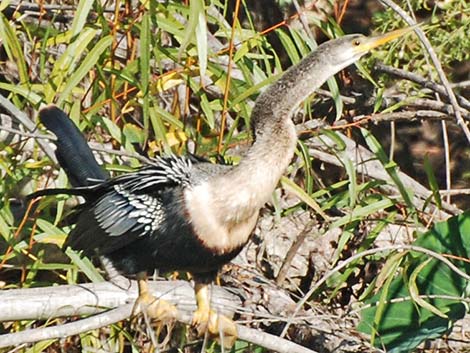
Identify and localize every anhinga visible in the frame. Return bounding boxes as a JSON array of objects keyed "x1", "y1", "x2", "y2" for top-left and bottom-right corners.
[{"x1": 31, "y1": 27, "x2": 412, "y2": 345}]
